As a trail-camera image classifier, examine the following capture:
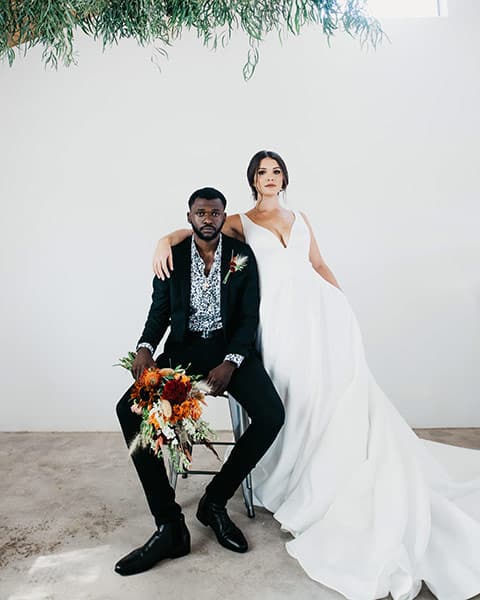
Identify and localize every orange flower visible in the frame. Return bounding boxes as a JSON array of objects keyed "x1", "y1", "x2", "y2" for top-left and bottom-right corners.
[
  {"x1": 171, "y1": 402, "x2": 188, "y2": 423},
  {"x1": 130, "y1": 381, "x2": 154, "y2": 407},
  {"x1": 191, "y1": 400, "x2": 202, "y2": 420},
  {"x1": 130, "y1": 383, "x2": 141, "y2": 401},
  {"x1": 148, "y1": 413, "x2": 161, "y2": 429},
  {"x1": 169, "y1": 398, "x2": 202, "y2": 423},
  {"x1": 141, "y1": 368, "x2": 163, "y2": 388}
]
